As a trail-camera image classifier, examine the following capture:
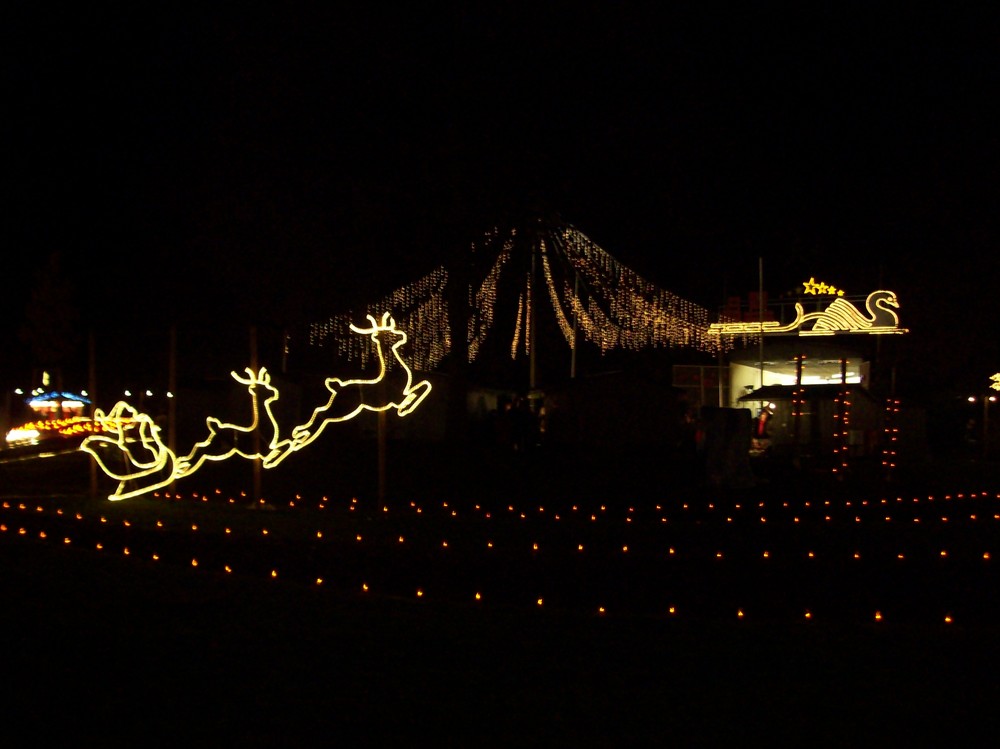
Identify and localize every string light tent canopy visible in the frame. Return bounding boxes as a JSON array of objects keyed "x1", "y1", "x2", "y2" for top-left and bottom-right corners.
[{"x1": 304, "y1": 218, "x2": 726, "y2": 391}]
